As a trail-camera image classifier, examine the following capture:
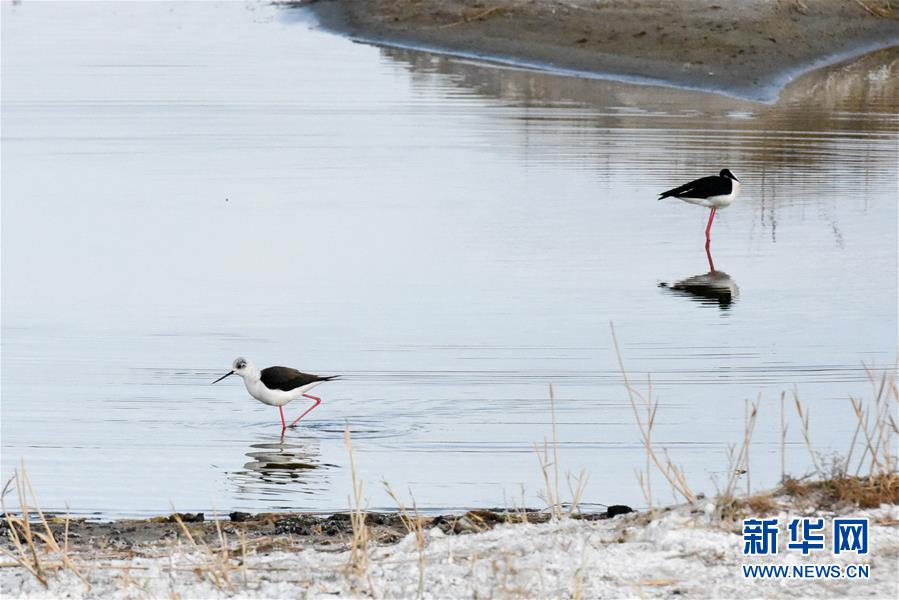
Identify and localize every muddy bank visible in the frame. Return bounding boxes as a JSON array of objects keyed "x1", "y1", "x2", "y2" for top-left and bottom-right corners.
[
  {"x1": 300, "y1": 0, "x2": 899, "y2": 100},
  {"x1": 0, "y1": 506, "x2": 632, "y2": 556}
]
